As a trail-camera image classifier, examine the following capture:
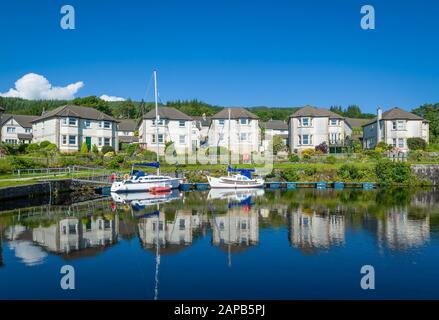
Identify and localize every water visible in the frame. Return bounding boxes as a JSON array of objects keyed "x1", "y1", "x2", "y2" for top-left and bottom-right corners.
[{"x1": 1, "y1": 188, "x2": 439, "y2": 300}]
